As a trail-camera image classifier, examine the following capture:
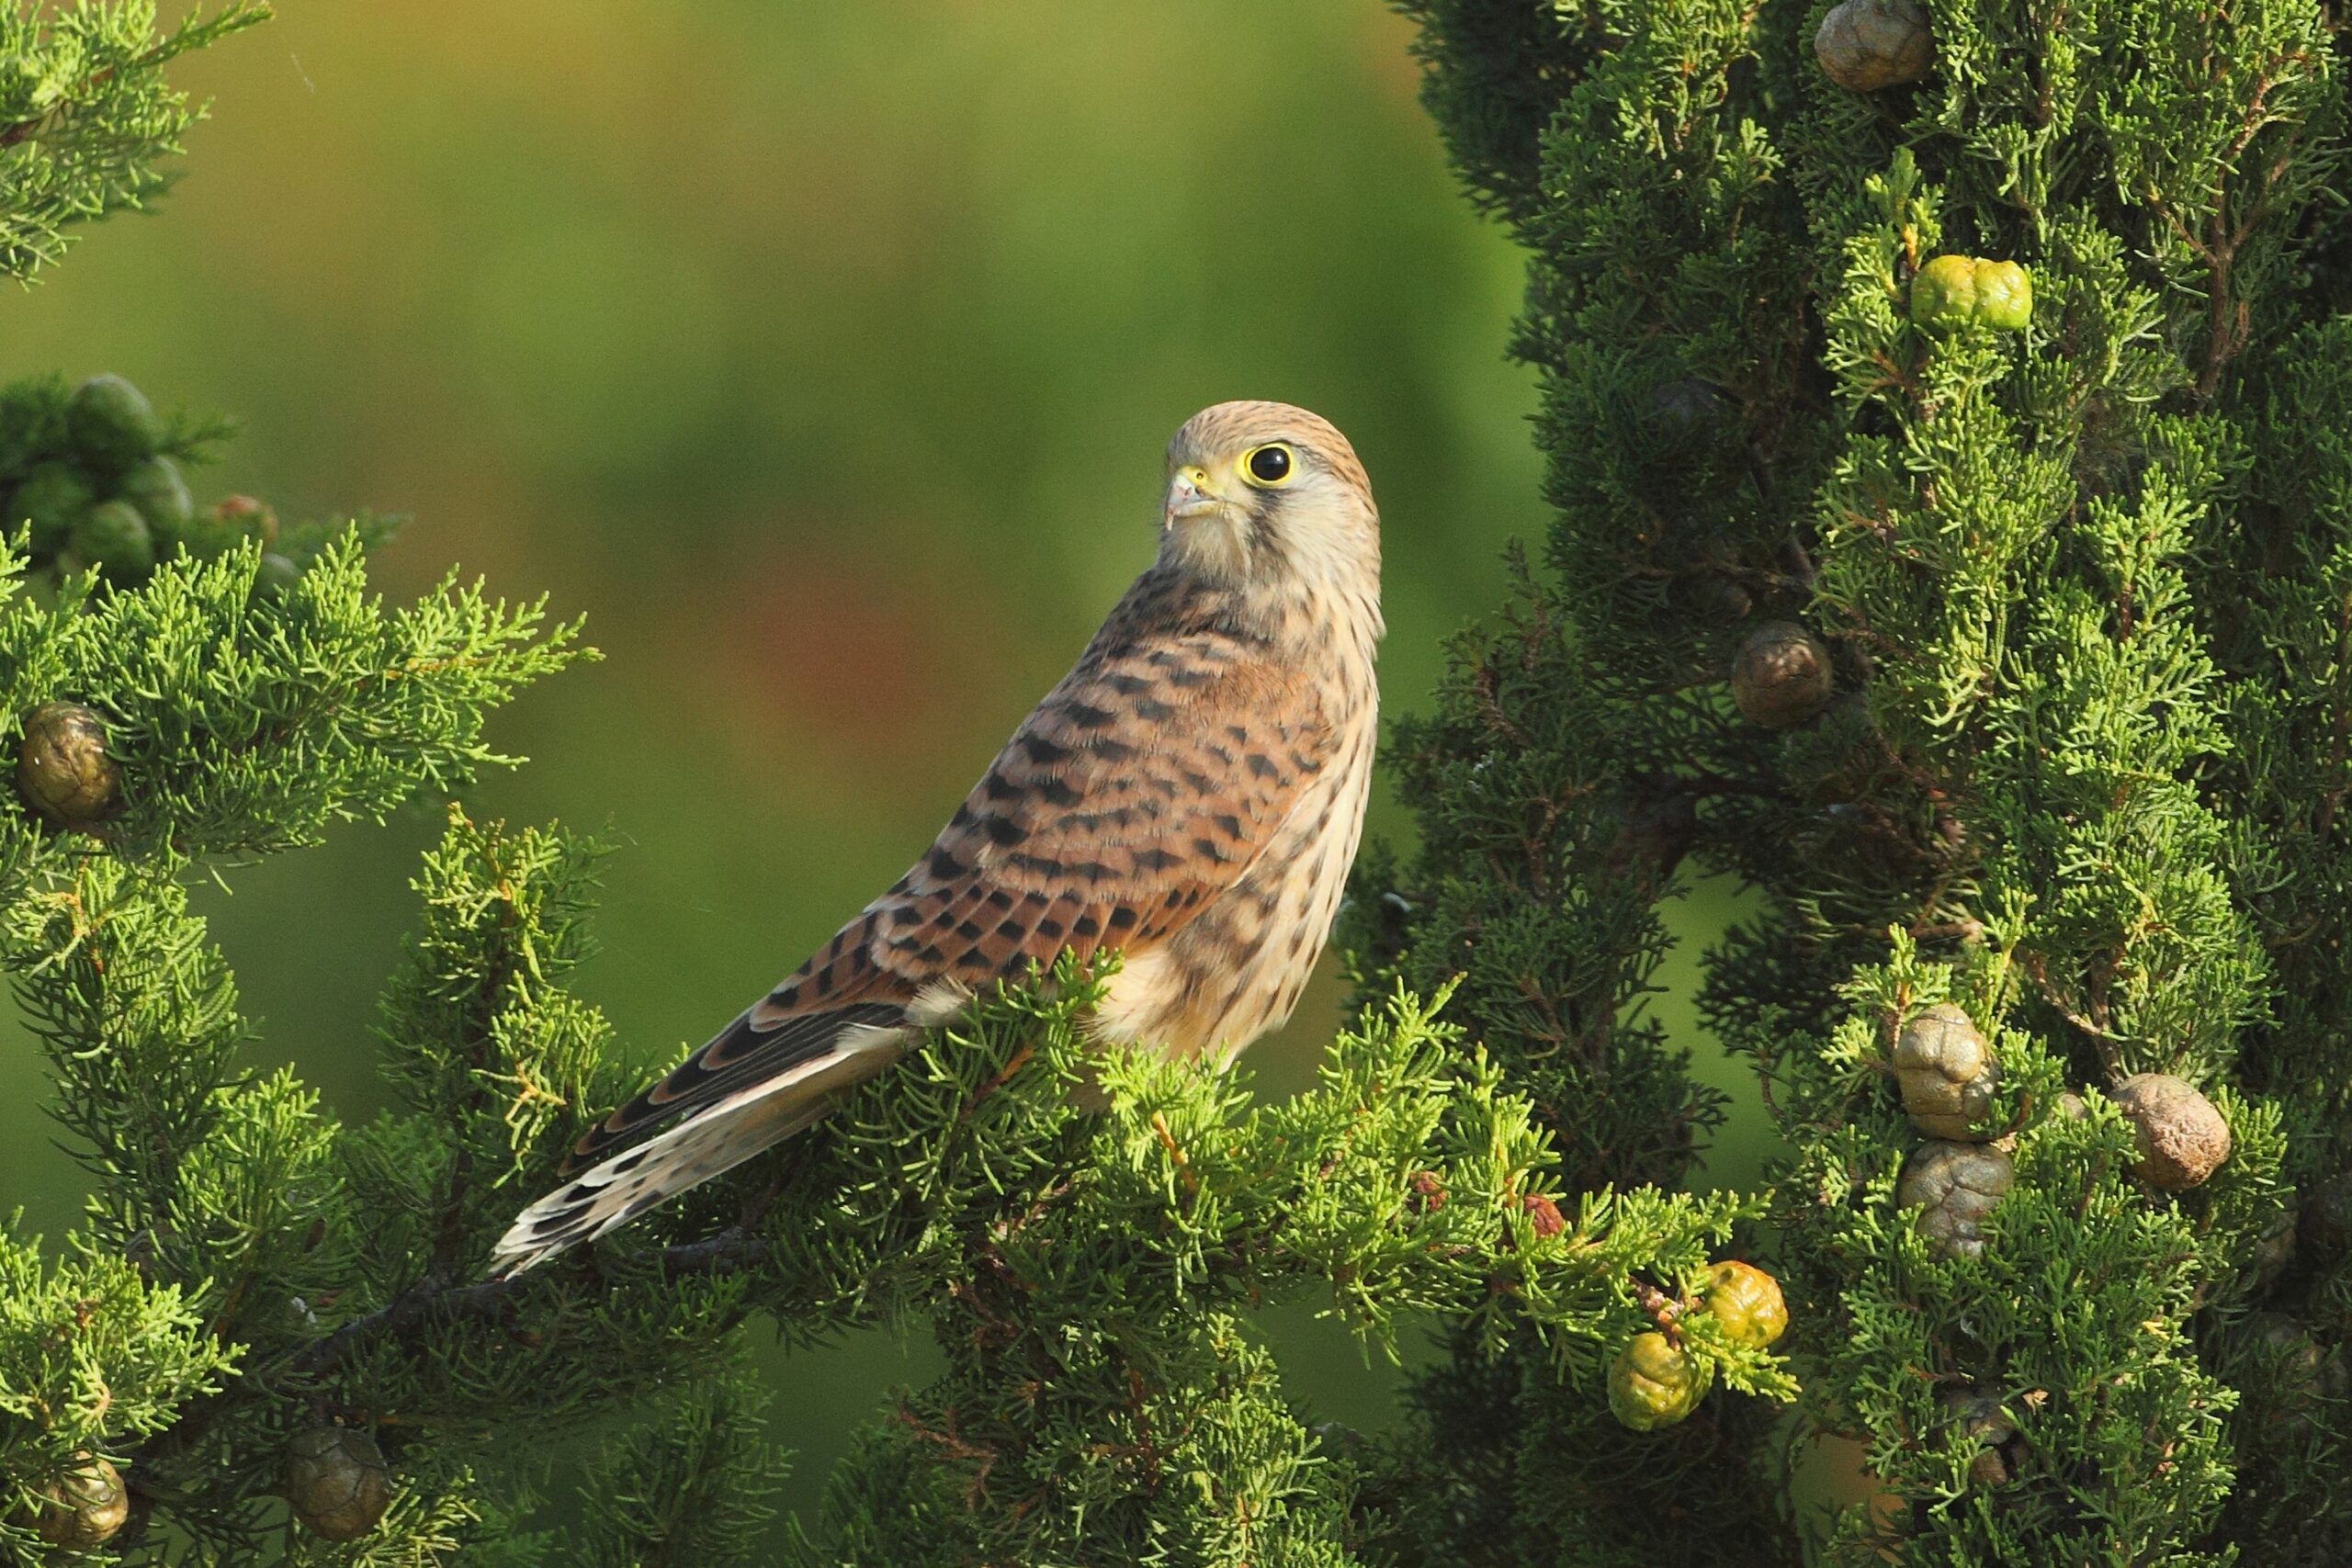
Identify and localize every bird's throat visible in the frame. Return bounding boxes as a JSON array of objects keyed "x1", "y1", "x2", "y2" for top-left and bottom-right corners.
[{"x1": 1163, "y1": 508, "x2": 1253, "y2": 587}]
